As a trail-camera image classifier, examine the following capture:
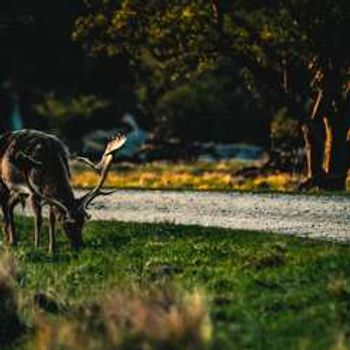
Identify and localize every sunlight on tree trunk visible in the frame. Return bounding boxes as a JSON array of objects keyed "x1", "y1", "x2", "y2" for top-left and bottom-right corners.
[
  {"x1": 323, "y1": 117, "x2": 348, "y2": 190},
  {"x1": 302, "y1": 115, "x2": 349, "y2": 191},
  {"x1": 301, "y1": 119, "x2": 325, "y2": 188}
]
